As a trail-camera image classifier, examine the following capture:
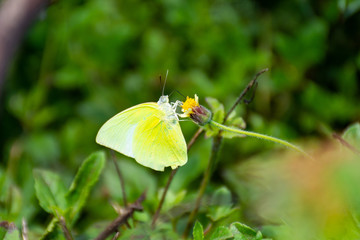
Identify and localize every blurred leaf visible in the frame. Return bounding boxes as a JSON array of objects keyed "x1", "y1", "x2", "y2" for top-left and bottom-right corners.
[
  {"x1": 210, "y1": 187, "x2": 232, "y2": 206},
  {"x1": 65, "y1": 151, "x2": 105, "y2": 224},
  {"x1": 207, "y1": 206, "x2": 238, "y2": 222},
  {"x1": 206, "y1": 97, "x2": 225, "y2": 123},
  {"x1": 193, "y1": 221, "x2": 204, "y2": 240},
  {"x1": 0, "y1": 223, "x2": 21, "y2": 240},
  {"x1": 338, "y1": 0, "x2": 360, "y2": 18},
  {"x1": 159, "y1": 189, "x2": 186, "y2": 211},
  {"x1": 24, "y1": 132, "x2": 60, "y2": 165},
  {"x1": 342, "y1": 122, "x2": 360, "y2": 151},
  {"x1": 222, "y1": 111, "x2": 246, "y2": 139},
  {"x1": 204, "y1": 97, "x2": 225, "y2": 138},
  {"x1": 210, "y1": 226, "x2": 233, "y2": 240},
  {"x1": 34, "y1": 169, "x2": 67, "y2": 215},
  {"x1": 230, "y1": 222, "x2": 257, "y2": 238}
]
